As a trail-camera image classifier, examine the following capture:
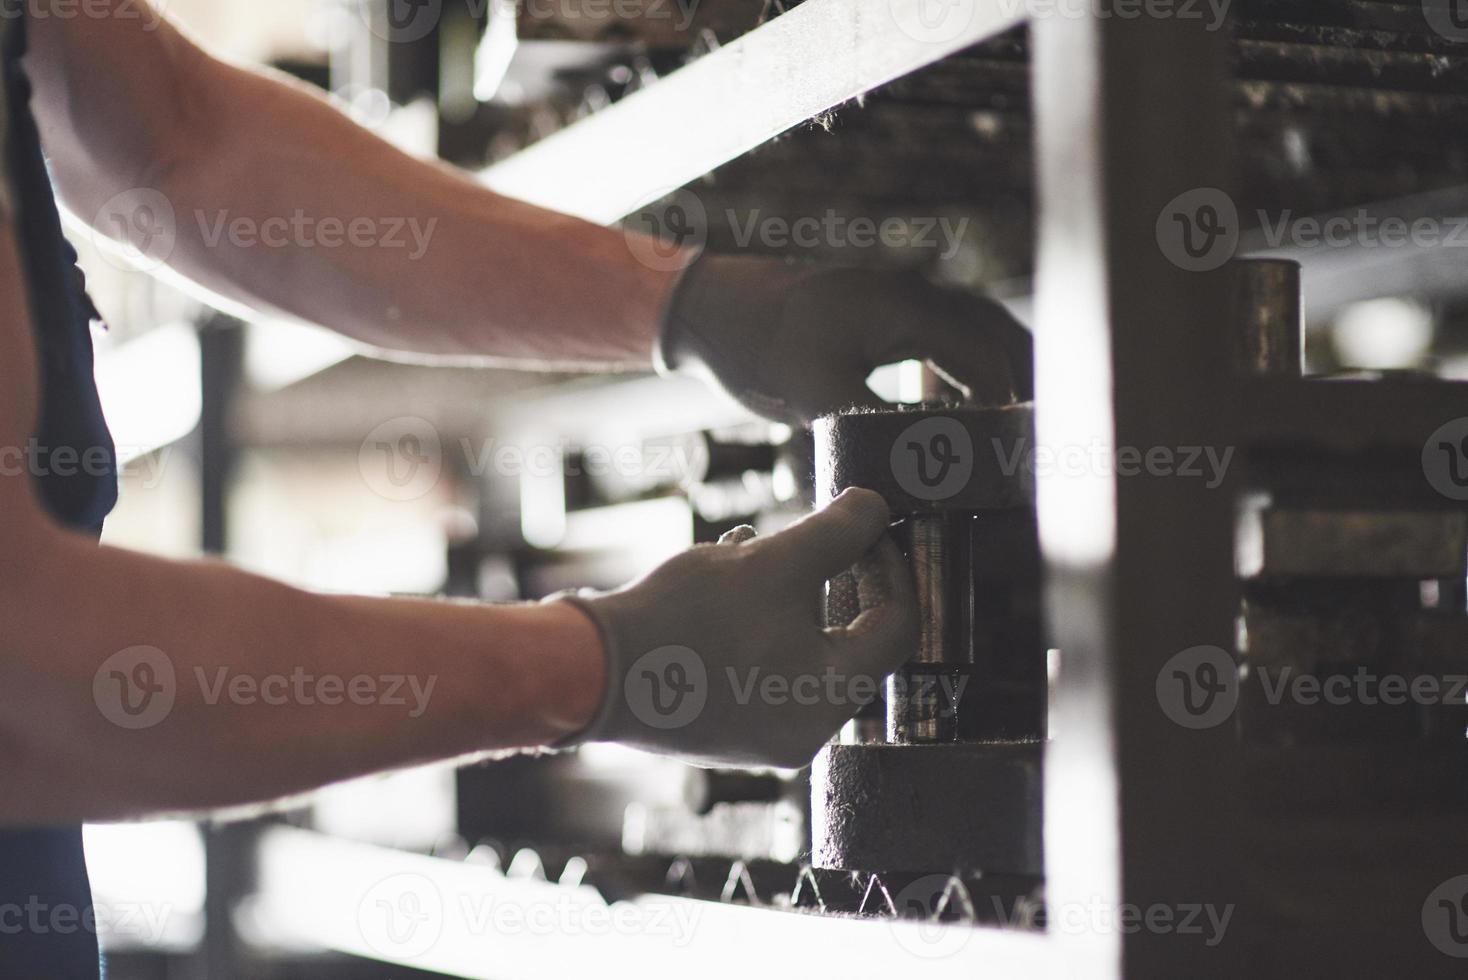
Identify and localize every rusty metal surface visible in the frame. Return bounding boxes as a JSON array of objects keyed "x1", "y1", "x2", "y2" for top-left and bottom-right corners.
[
  {"x1": 813, "y1": 404, "x2": 1035, "y2": 513},
  {"x1": 1237, "y1": 506, "x2": 1468, "y2": 578},
  {"x1": 810, "y1": 741, "x2": 1044, "y2": 875}
]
